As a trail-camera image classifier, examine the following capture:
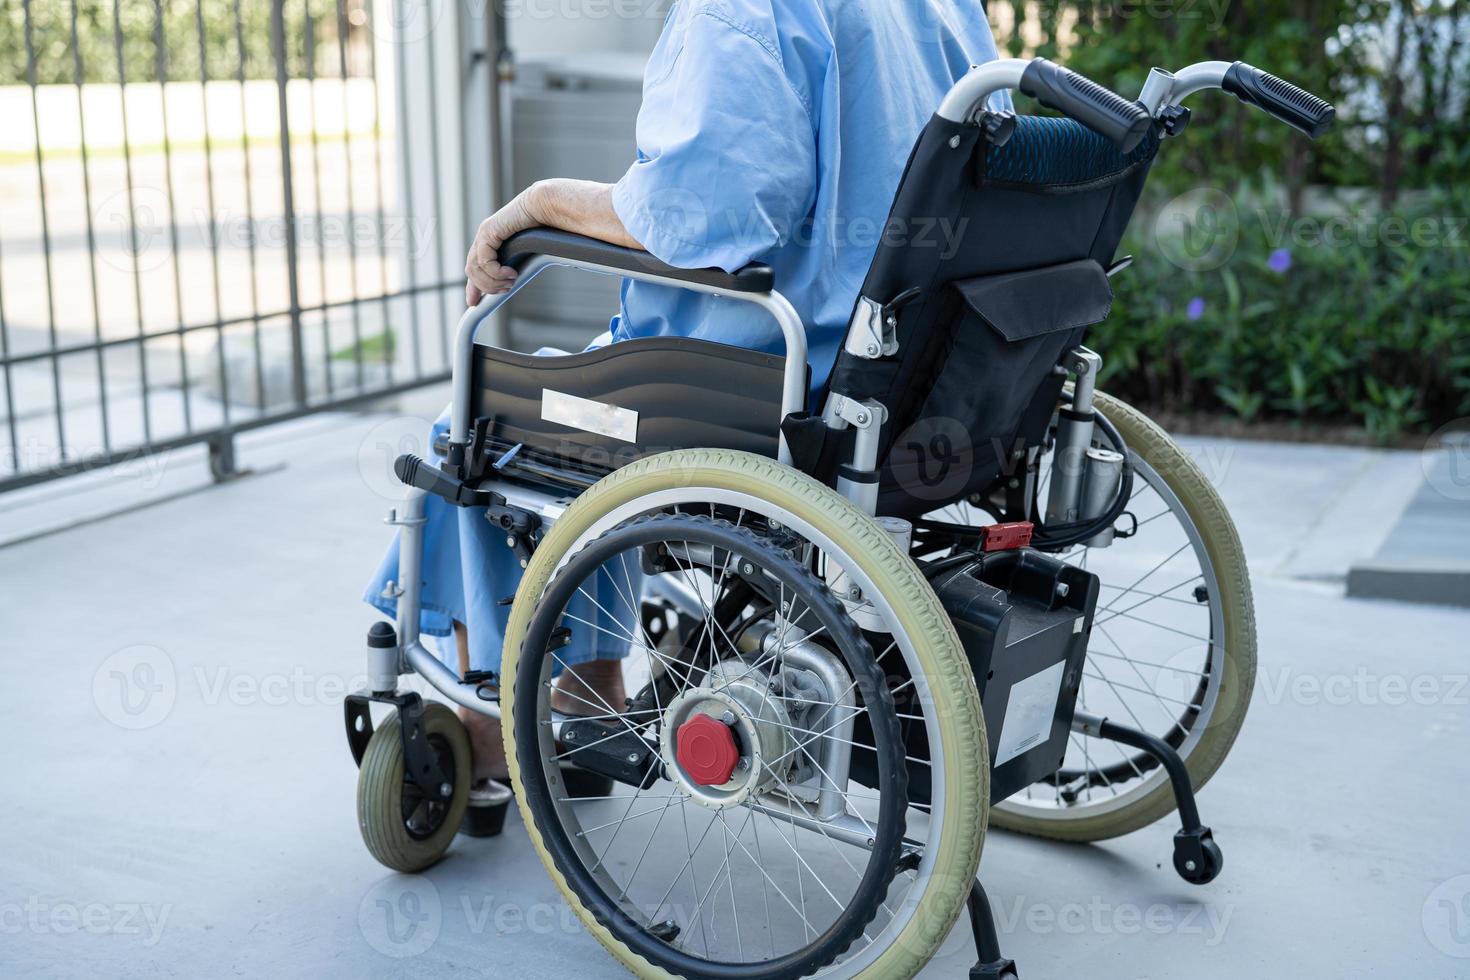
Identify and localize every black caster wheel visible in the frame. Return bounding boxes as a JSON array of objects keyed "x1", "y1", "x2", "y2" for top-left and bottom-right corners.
[
  {"x1": 1173, "y1": 827, "x2": 1224, "y2": 884},
  {"x1": 357, "y1": 702, "x2": 471, "y2": 871}
]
